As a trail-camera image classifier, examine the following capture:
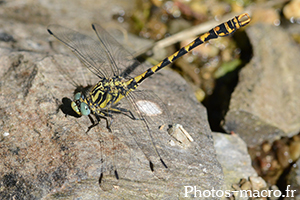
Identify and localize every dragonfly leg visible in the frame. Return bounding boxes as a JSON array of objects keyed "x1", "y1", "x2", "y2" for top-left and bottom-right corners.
[
  {"x1": 86, "y1": 114, "x2": 112, "y2": 133},
  {"x1": 86, "y1": 114, "x2": 99, "y2": 133}
]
